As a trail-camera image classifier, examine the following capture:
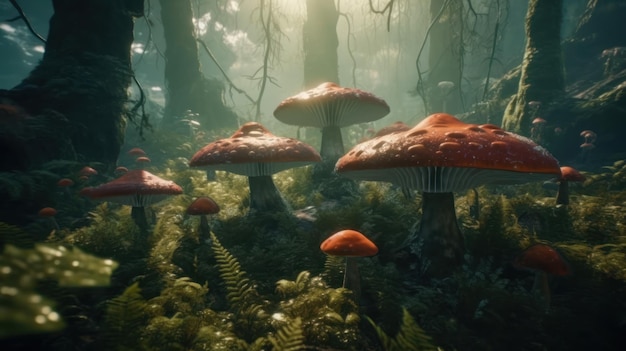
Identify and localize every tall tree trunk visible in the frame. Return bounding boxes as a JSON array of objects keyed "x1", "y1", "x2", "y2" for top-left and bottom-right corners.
[
  {"x1": 8, "y1": 0, "x2": 142, "y2": 167},
  {"x1": 428, "y1": 0, "x2": 463, "y2": 114},
  {"x1": 502, "y1": 0, "x2": 564, "y2": 135},
  {"x1": 0, "y1": 0, "x2": 142, "y2": 225},
  {"x1": 303, "y1": 0, "x2": 339, "y2": 88},
  {"x1": 159, "y1": 0, "x2": 237, "y2": 132}
]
